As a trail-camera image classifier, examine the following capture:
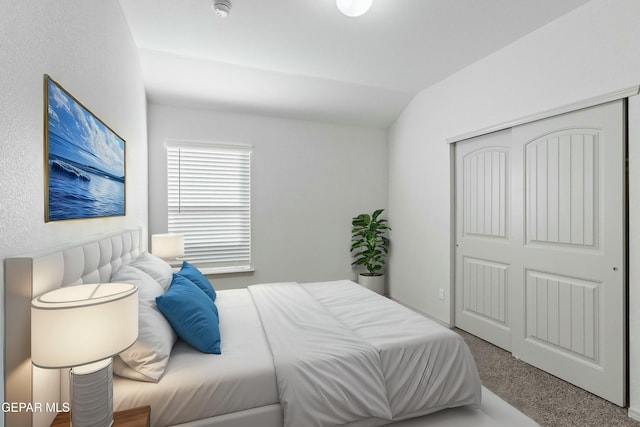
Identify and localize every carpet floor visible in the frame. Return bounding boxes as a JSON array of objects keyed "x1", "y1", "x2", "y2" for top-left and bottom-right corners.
[{"x1": 456, "y1": 328, "x2": 640, "y2": 427}]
